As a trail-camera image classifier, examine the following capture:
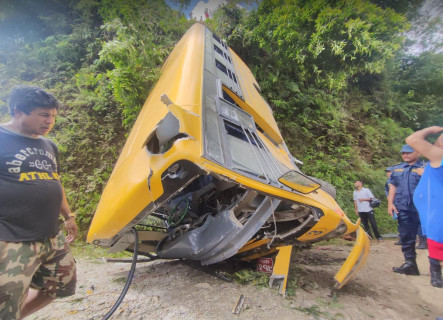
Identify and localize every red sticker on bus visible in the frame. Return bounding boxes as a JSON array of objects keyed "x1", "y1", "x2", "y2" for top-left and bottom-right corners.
[{"x1": 256, "y1": 257, "x2": 274, "y2": 273}]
